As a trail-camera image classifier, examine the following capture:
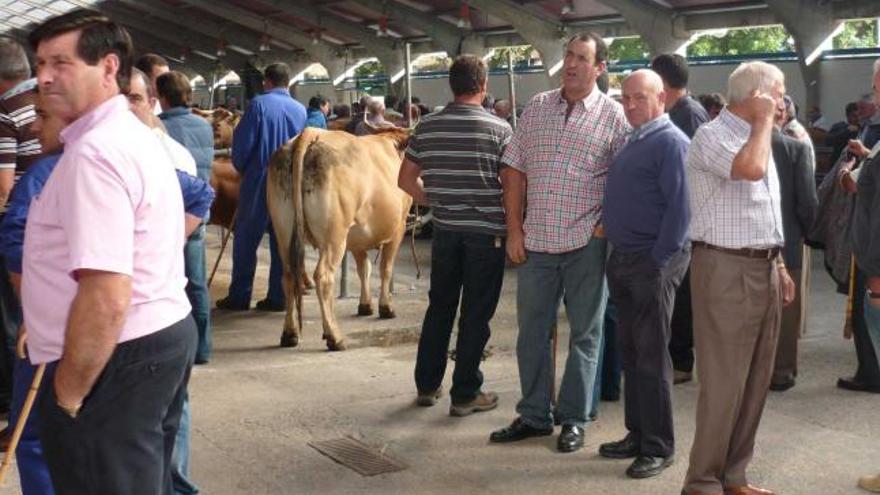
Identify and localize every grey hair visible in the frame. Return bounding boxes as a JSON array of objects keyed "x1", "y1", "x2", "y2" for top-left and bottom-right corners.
[
  {"x1": 727, "y1": 61, "x2": 785, "y2": 105},
  {"x1": 365, "y1": 96, "x2": 385, "y2": 117},
  {"x1": 0, "y1": 37, "x2": 30, "y2": 82}
]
